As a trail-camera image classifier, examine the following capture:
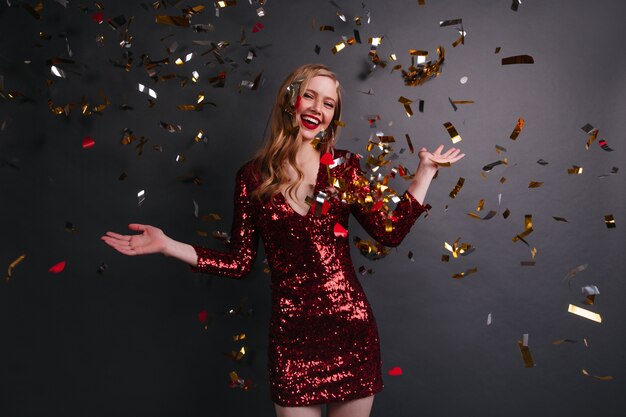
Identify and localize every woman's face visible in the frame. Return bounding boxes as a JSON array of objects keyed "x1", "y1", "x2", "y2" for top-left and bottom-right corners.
[{"x1": 294, "y1": 75, "x2": 338, "y2": 142}]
